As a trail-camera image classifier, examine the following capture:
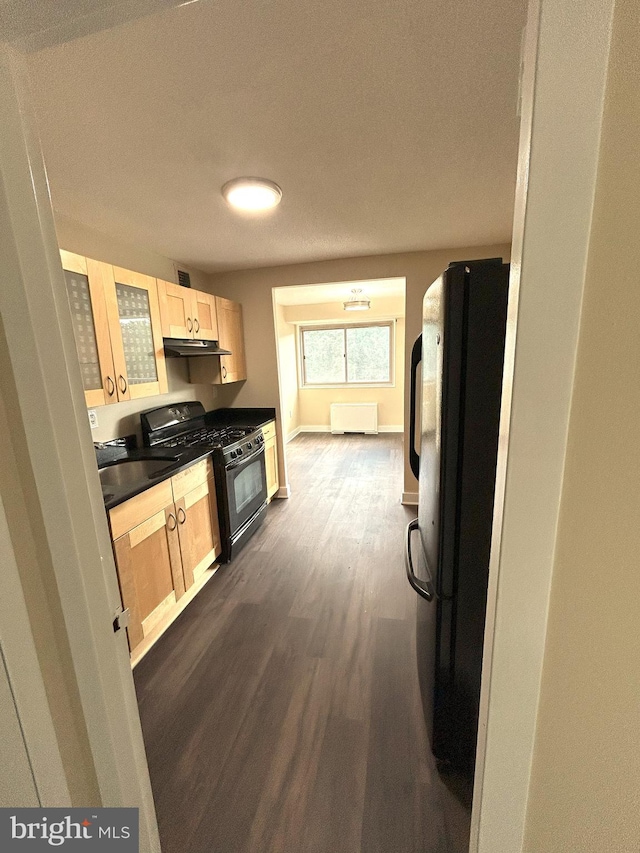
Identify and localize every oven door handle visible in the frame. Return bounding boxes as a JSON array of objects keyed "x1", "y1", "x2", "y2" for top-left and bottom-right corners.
[{"x1": 226, "y1": 445, "x2": 265, "y2": 471}]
